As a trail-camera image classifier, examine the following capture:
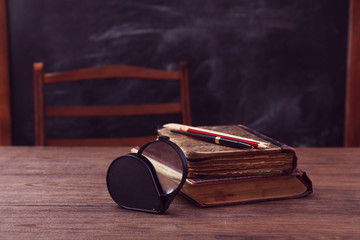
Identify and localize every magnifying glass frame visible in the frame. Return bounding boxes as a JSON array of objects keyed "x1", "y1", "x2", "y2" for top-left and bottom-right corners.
[{"x1": 106, "y1": 136, "x2": 188, "y2": 214}]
